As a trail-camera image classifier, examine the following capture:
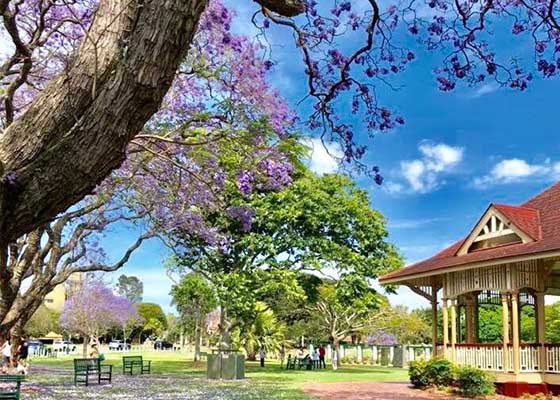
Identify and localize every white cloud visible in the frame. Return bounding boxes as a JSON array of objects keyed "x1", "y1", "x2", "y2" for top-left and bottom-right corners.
[
  {"x1": 470, "y1": 83, "x2": 499, "y2": 98},
  {"x1": 305, "y1": 137, "x2": 343, "y2": 175},
  {"x1": 473, "y1": 158, "x2": 560, "y2": 187},
  {"x1": 383, "y1": 182, "x2": 405, "y2": 195},
  {"x1": 387, "y1": 141, "x2": 464, "y2": 194}
]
